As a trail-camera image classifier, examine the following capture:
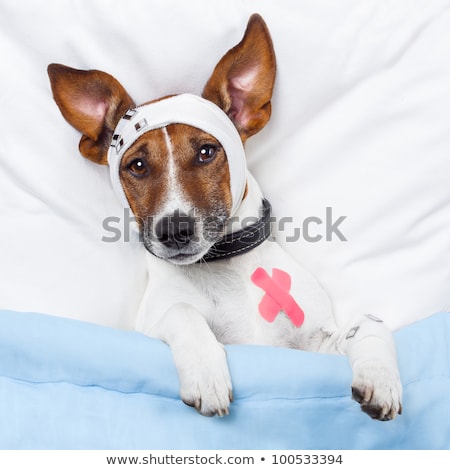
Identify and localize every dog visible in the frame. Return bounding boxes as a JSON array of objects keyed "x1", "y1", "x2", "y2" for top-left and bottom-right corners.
[{"x1": 48, "y1": 14, "x2": 402, "y2": 420}]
